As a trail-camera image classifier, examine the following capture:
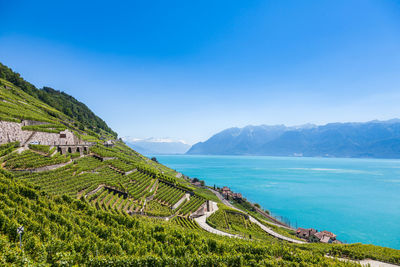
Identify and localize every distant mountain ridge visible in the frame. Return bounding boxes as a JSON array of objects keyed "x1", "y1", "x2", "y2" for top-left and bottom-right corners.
[
  {"x1": 187, "y1": 120, "x2": 400, "y2": 158},
  {"x1": 124, "y1": 137, "x2": 190, "y2": 154}
]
